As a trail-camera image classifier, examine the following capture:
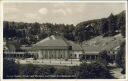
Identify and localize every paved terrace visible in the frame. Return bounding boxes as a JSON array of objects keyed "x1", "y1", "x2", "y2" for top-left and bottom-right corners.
[{"x1": 15, "y1": 59, "x2": 88, "y2": 66}]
